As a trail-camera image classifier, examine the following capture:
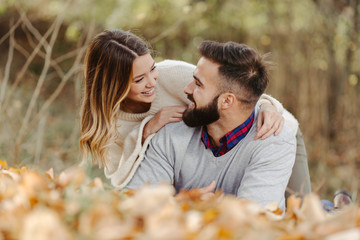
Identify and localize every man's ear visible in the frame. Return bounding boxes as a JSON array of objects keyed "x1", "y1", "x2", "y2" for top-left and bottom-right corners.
[{"x1": 219, "y1": 92, "x2": 236, "y2": 110}]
